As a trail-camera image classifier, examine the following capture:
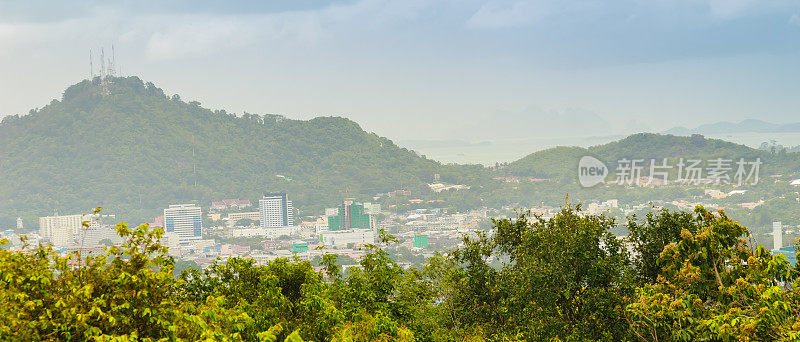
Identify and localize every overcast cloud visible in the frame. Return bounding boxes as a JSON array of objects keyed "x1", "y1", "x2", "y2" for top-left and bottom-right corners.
[{"x1": 1, "y1": 0, "x2": 799, "y2": 141}]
